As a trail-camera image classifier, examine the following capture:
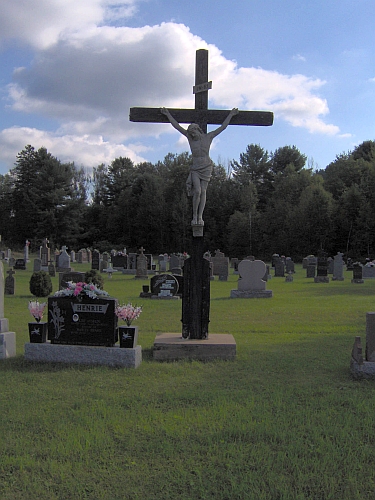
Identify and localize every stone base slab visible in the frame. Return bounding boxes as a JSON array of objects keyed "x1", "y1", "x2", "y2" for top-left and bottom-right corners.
[
  {"x1": 314, "y1": 276, "x2": 330, "y2": 283},
  {"x1": 230, "y1": 290, "x2": 273, "y2": 298},
  {"x1": 0, "y1": 332, "x2": 16, "y2": 359},
  {"x1": 153, "y1": 333, "x2": 236, "y2": 361},
  {"x1": 350, "y1": 358, "x2": 375, "y2": 379},
  {"x1": 24, "y1": 342, "x2": 142, "y2": 368},
  {"x1": 150, "y1": 295, "x2": 180, "y2": 300},
  {"x1": 351, "y1": 279, "x2": 364, "y2": 284}
]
